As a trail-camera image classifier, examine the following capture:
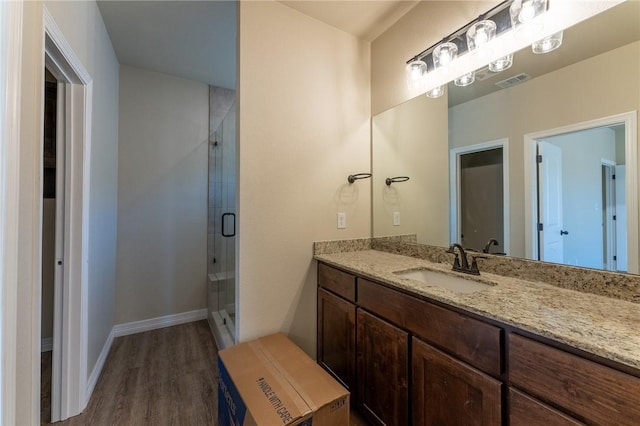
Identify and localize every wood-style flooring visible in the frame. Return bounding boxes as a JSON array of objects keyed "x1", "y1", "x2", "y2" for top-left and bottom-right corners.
[{"x1": 41, "y1": 320, "x2": 371, "y2": 425}]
